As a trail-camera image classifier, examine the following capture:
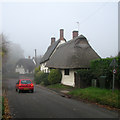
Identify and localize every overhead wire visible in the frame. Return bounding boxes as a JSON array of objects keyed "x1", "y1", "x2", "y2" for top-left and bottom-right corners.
[{"x1": 79, "y1": 2, "x2": 109, "y2": 25}]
